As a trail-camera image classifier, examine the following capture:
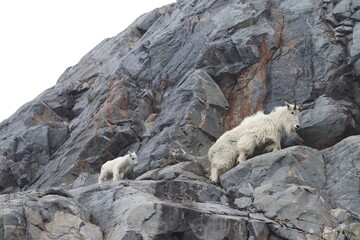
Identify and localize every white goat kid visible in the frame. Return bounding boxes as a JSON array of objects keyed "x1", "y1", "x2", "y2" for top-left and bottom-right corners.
[
  {"x1": 208, "y1": 102, "x2": 301, "y2": 183},
  {"x1": 98, "y1": 152, "x2": 138, "y2": 183}
]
